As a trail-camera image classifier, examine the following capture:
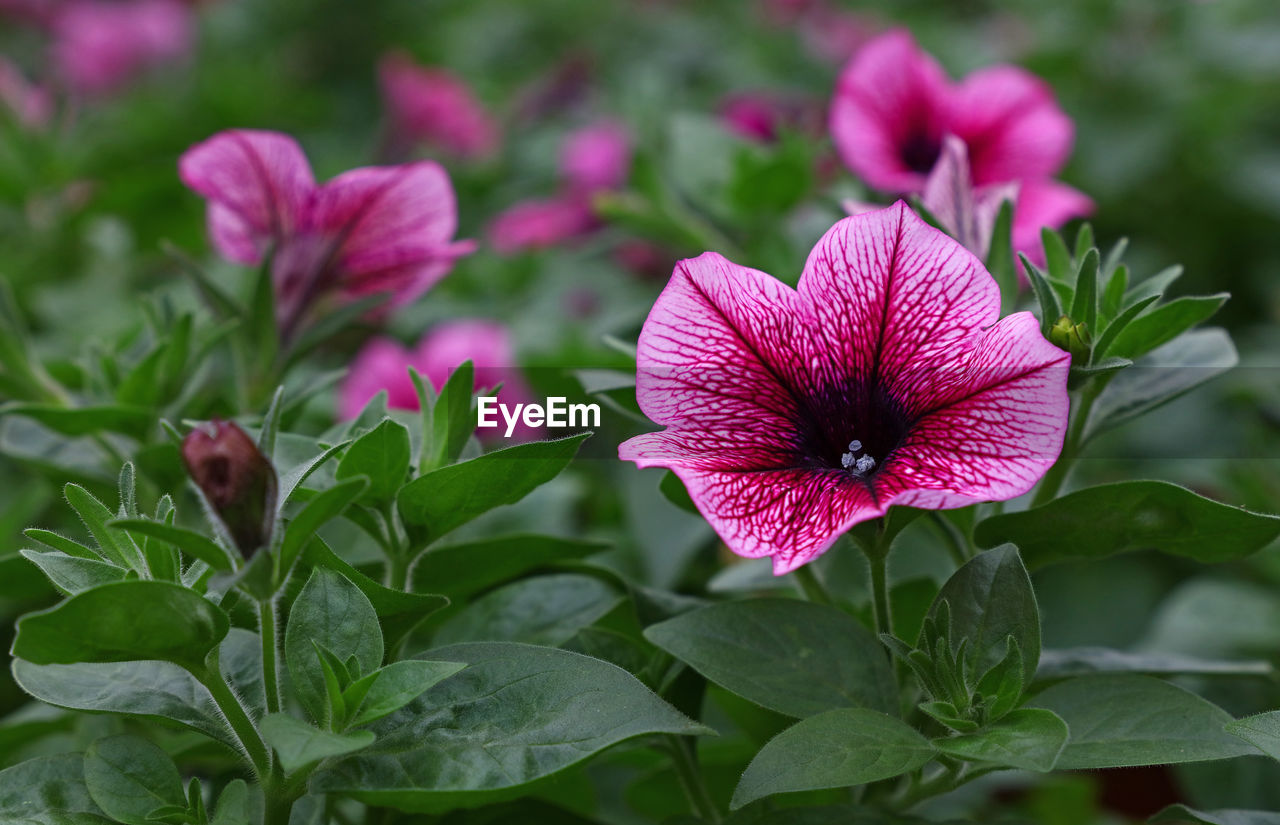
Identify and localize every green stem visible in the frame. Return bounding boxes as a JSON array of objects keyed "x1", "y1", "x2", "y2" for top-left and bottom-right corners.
[
  {"x1": 792, "y1": 565, "x2": 833, "y2": 606},
  {"x1": 197, "y1": 651, "x2": 271, "y2": 779},
  {"x1": 891, "y1": 762, "x2": 994, "y2": 811},
  {"x1": 867, "y1": 547, "x2": 892, "y2": 638},
  {"x1": 1032, "y1": 379, "x2": 1101, "y2": 507},
  {"x1": 929, "y1": 512, "x2": 970, "y2": 568},
  {"x1": 258, "y1": 598, "x2": 282, "y2": 715},
  {"x1": 665, "y1": 735, "x2": 721, "y2": 823}
]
